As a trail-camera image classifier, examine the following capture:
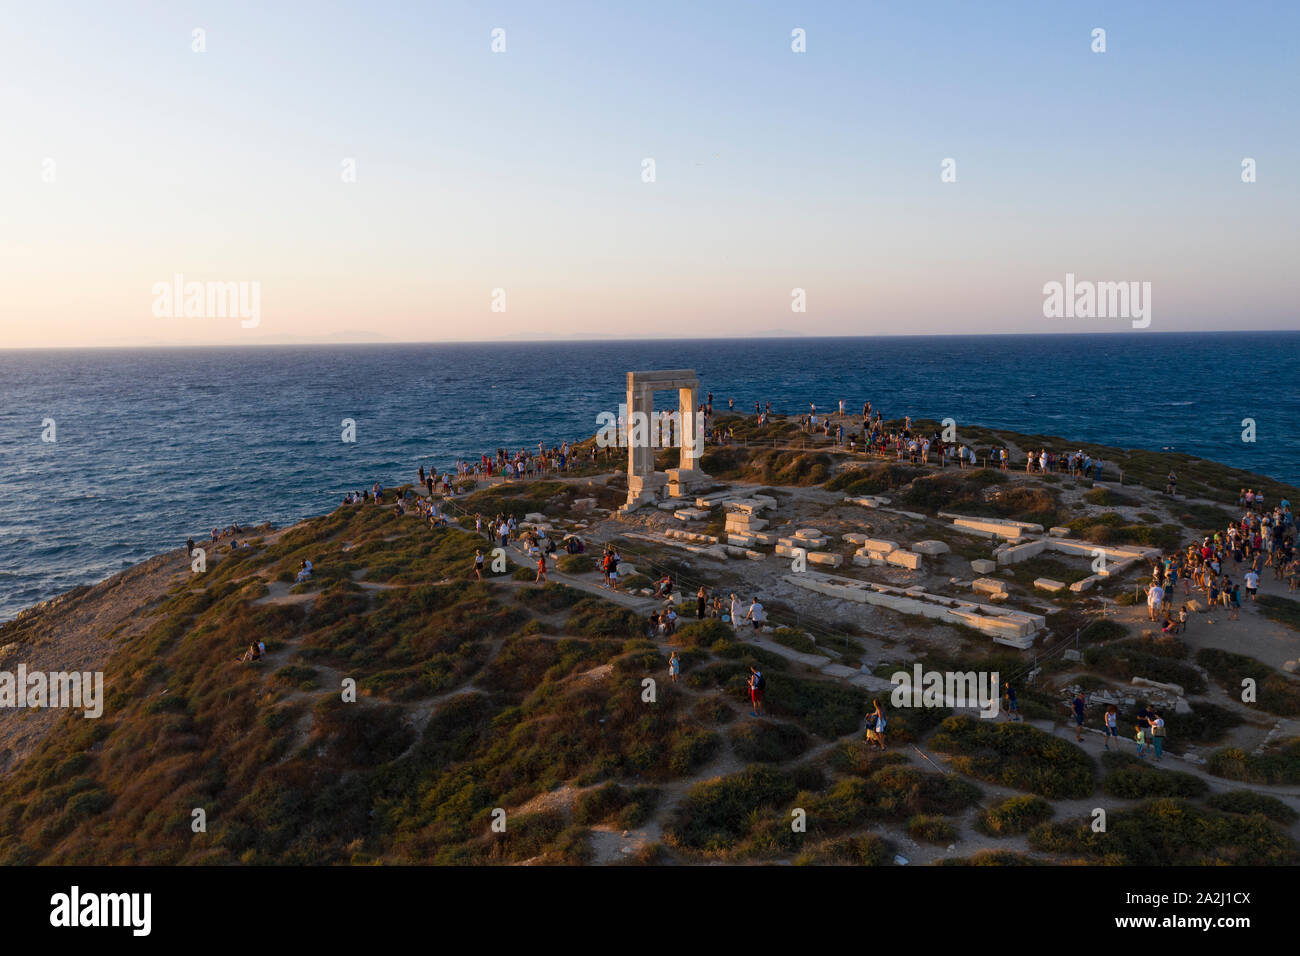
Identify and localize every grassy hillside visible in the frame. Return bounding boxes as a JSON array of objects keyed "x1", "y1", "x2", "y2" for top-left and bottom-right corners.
[{"x1": 3, "y1": 415, "x2": 1298, "y2": 865}]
